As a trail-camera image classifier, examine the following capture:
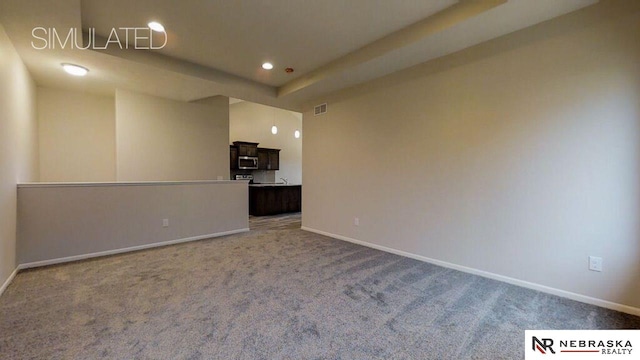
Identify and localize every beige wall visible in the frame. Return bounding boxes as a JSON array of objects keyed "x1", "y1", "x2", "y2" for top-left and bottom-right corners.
[
  {"x1": 302, "y1": 4, "x2": 640, "y2": 310},
  {"x1": 116, "y1": 89, "x2": 229, "y2": 181},
  {"x1": 37, "y1": 87, "x2": 116, "y2": 182},
  {"x1": 0, "y1": 23, "x2": 39, "y2": 290},
  {"x1": 17, "y1": 181, "x2": 248, "y2": 265},
  {"x1": 230, "y1": 102, "x2": 302, "y2": 184}
]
